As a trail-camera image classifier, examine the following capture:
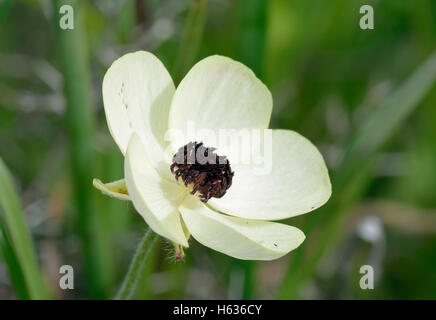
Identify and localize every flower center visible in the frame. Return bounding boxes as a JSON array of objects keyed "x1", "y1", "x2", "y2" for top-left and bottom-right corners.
[{"x1": 170, "y1": 142, "x2": 234, "y2": 203}]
